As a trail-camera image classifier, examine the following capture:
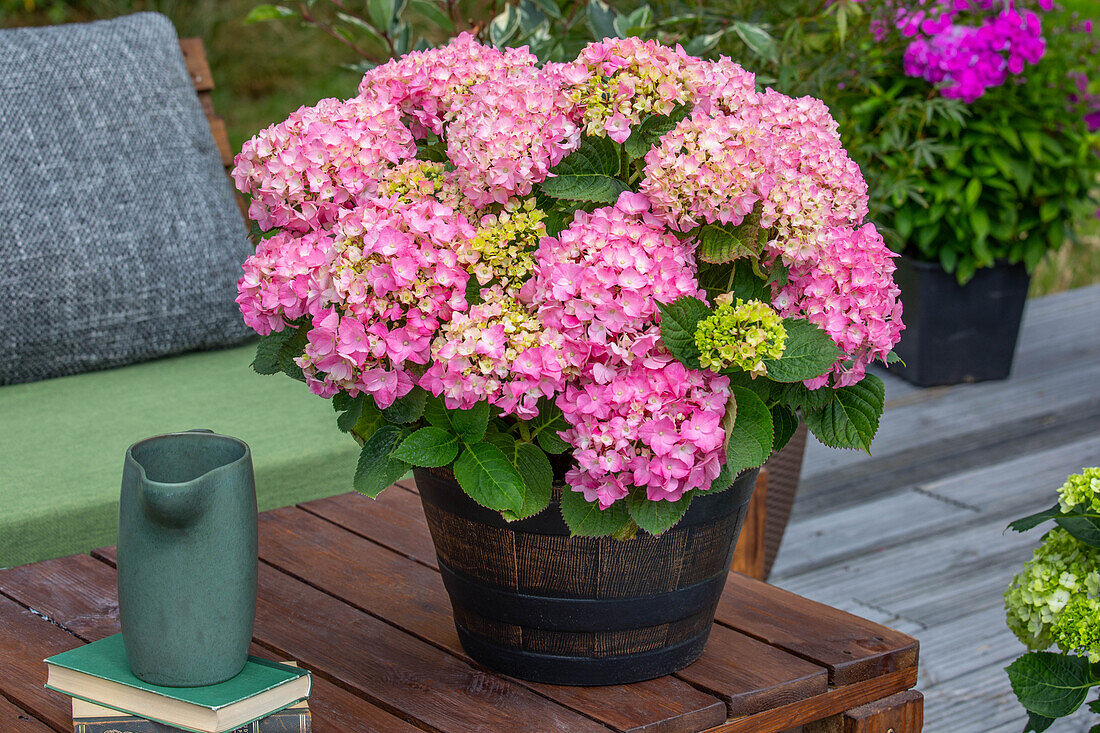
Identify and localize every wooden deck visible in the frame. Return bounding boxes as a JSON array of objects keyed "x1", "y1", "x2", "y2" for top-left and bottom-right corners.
[{"x1": 770, "y1": 283, "x2": 1100, "y2": 733}]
